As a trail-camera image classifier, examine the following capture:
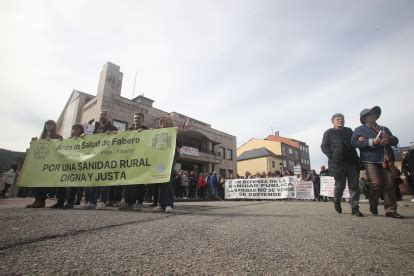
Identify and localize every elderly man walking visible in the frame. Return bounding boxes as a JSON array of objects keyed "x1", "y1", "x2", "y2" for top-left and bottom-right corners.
[
  {"x1": 321, "y1": 113, "x2": 363, "y2": 216},
  {"x1": 351, "y1": 106, "x2": 403, "y2": 218}
]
